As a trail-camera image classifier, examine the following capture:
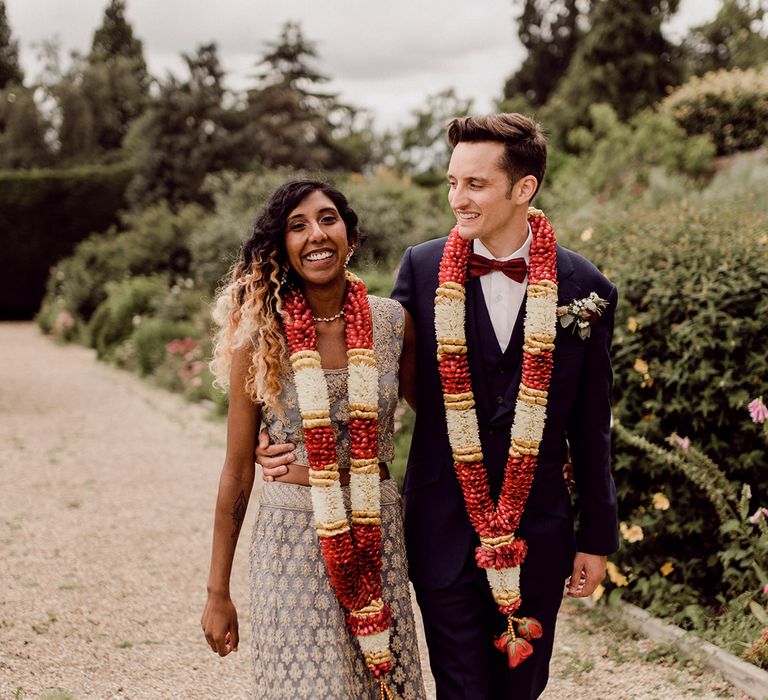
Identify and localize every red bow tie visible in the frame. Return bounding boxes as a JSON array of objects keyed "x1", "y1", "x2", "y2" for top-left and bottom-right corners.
[{"x1": 467, "y1": 253, "x2": 528, "y2": 282}]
